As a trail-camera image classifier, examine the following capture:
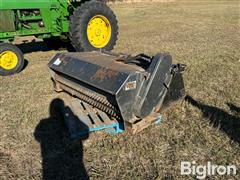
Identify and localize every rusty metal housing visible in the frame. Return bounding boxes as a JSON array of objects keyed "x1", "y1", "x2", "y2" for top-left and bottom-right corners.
[{"x1": 49, "y1": 51, "x2": 185, "y2": 136}]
